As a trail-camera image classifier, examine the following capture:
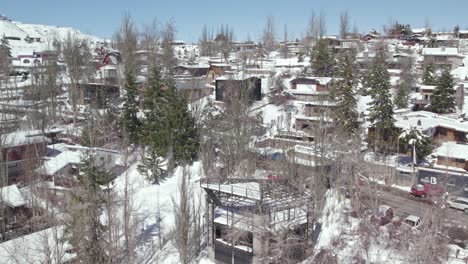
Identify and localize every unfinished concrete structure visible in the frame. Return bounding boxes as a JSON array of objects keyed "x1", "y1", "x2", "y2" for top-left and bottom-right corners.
[{"x1": 201, "y1": 178, "x2": 314, "y2": 264}]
